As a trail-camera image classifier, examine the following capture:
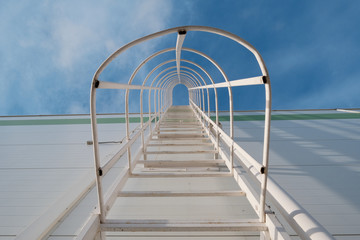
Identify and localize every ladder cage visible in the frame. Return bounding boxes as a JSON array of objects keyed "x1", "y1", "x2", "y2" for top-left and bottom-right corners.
[{"x1": 88, "y1": 26, "x2": 334, "y2": 240}]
